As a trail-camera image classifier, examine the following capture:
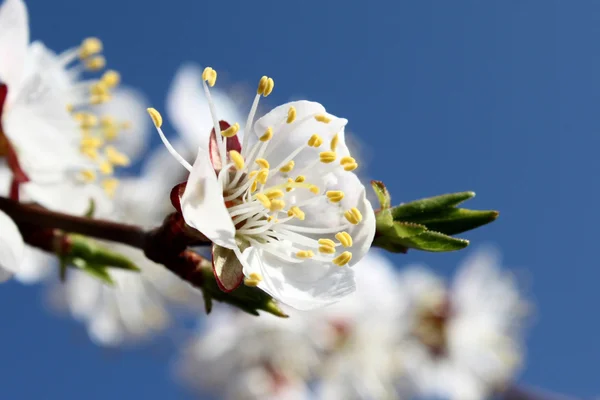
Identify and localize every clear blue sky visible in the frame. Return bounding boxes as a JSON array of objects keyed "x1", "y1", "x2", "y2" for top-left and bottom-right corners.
[{"x1": 1, "y1": 0, "x2": 598, "y2": 398}]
